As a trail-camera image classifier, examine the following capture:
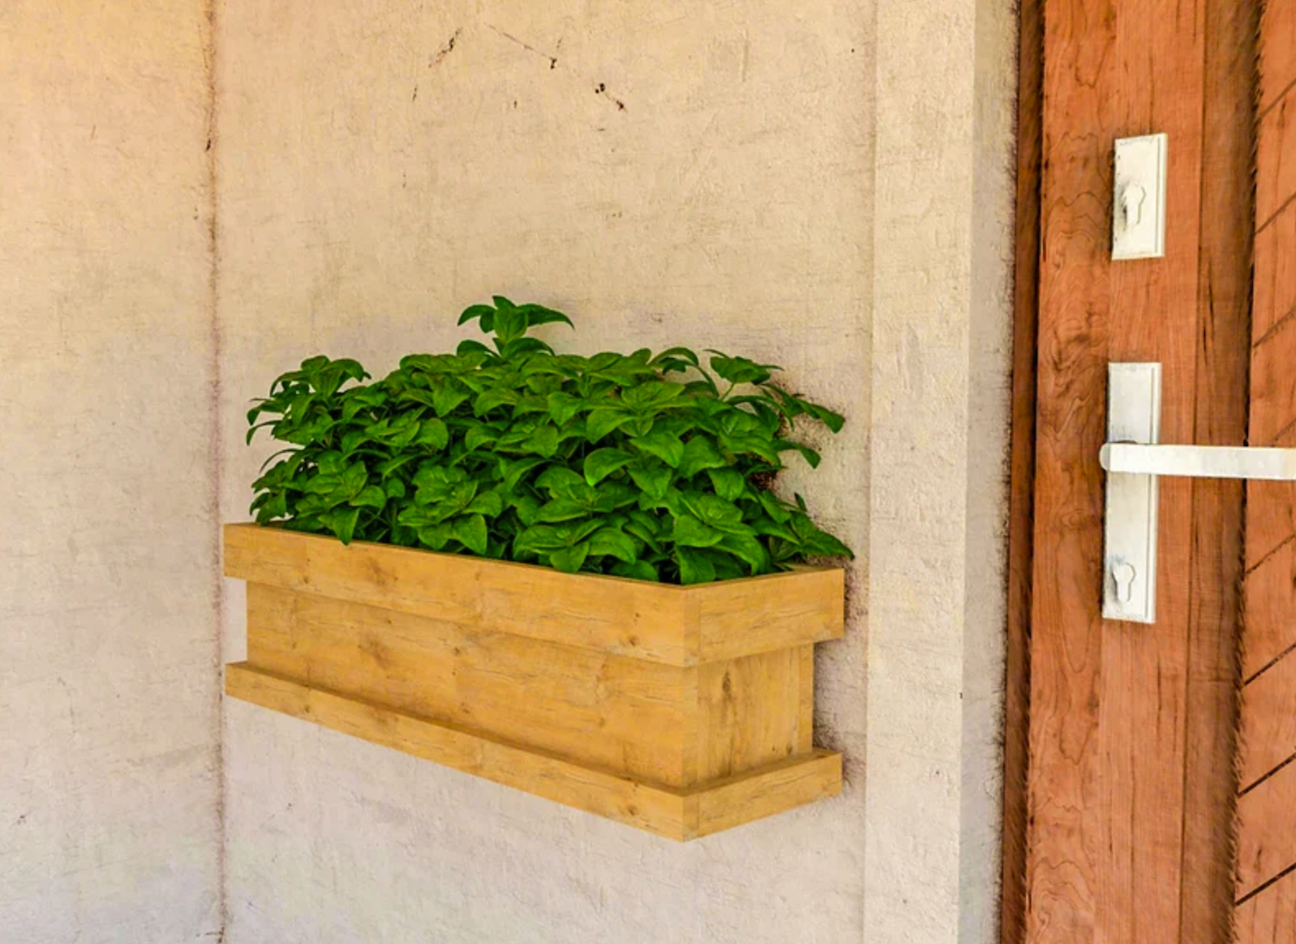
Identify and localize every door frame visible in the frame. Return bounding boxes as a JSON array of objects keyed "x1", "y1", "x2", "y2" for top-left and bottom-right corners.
[{"x1": 1000, "y1": 2, "x2": 1042, "y2": 941}]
